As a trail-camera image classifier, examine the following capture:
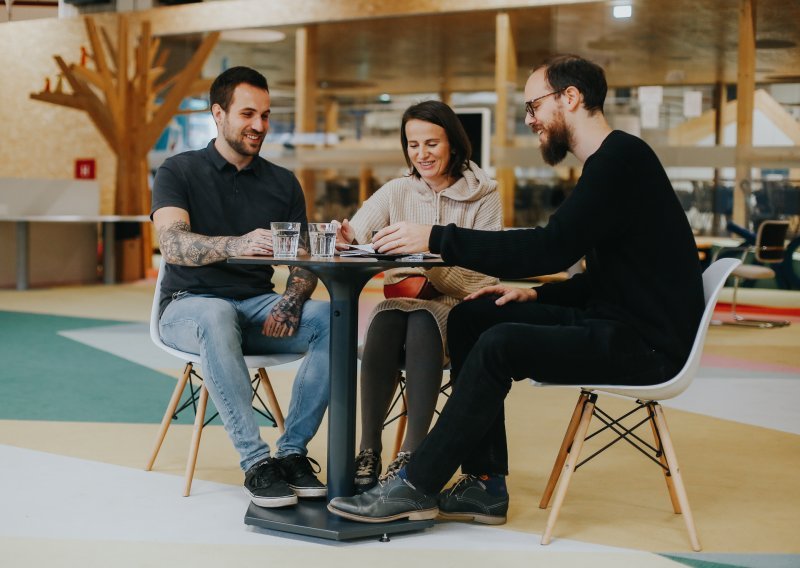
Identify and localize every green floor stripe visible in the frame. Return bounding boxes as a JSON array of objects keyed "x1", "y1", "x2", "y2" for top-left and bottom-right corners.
[
  {"x1": 0, "y1": 311, "x2": 274, "y2": 427},
  {"x1": 662, "y1": 554, "x2": 800, "y2": 568}
]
